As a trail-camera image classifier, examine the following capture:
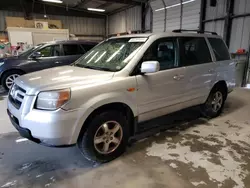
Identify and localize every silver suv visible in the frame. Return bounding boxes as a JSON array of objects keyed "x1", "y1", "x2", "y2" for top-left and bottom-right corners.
[{"x1": 7, "y1": 30, "x2": 236, "y2": 163}]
